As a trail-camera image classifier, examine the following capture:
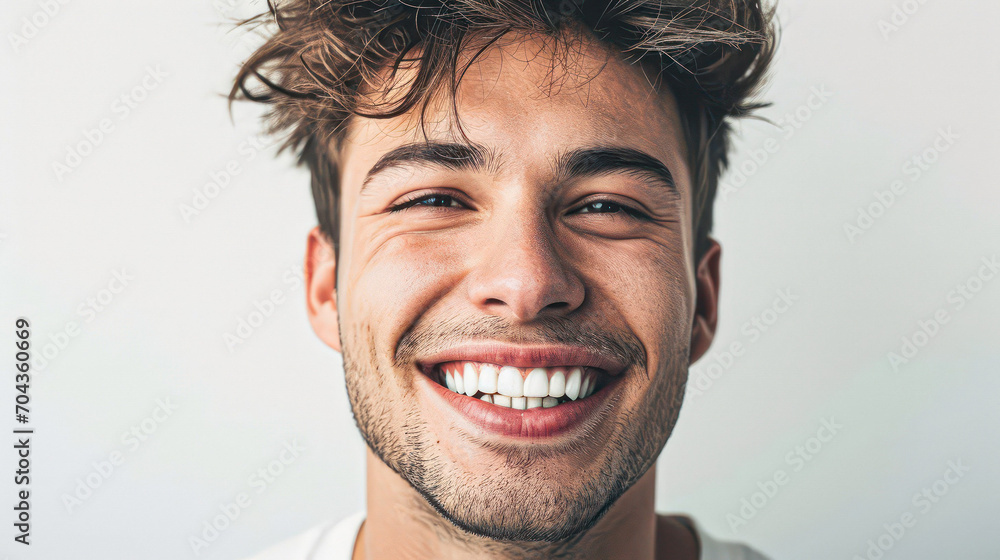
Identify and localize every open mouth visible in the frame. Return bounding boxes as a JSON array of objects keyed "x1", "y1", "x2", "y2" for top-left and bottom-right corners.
[{"x1": 429, "y1": 361, "x2": 607, "y2": 410}]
